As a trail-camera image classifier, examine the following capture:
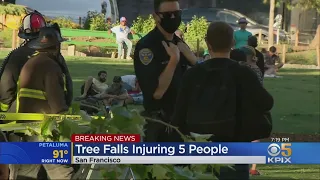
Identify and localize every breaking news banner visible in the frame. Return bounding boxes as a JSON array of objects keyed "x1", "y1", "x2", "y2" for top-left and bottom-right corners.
[{"x1": 0, "y1": 134, "x2": 320, "y2": 164}]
